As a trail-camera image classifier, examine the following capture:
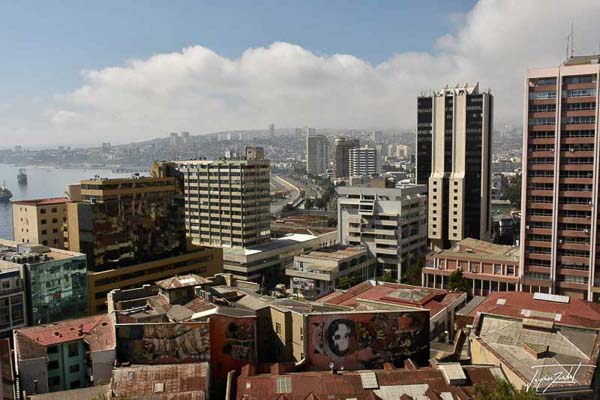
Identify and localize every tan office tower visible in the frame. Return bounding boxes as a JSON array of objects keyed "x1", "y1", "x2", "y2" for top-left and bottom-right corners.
[
  {"x1": 177, "y1": 147, "x2": 271, "y2": 248},
  {"x1": 12, "y1": 198, "x2": 69, "y2": 248},
  {"x1": 520, "y1": 55, "x2": 600, "y2": 300},
  {"x1": 417, "y1": 83, "x2": 492, "y2": 250},
  {"x1": 306, "y1": 134, "x2": 329, "y2": 176},
  {"x1": 332, "y1": 136, "x2": 359, "y2": 179}
]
